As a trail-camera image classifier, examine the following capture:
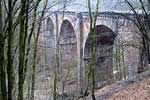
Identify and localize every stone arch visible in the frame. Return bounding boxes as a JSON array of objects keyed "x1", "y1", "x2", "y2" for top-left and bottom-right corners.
[
  {"x1": 45, "y1": 17, "x2": 55, "y2": 68},
  {"x1": 46, "y1": 17, "x2": 54, "y2": 37},
  {"x1": 83, "y1": 25, "x2": 116, "y2": 87},
  {"x1": 59, "y1": 19, "x2": 78, "y2": 92},
  {"x1": 58, "y1": 16, "x2": 77, "y2": 38},
  {"x1": 95, "y1": 19, "x2": 116, "y2": 32},
  {"x1": 83, "y1": 18, "x2": 117, "y2": 50}
]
